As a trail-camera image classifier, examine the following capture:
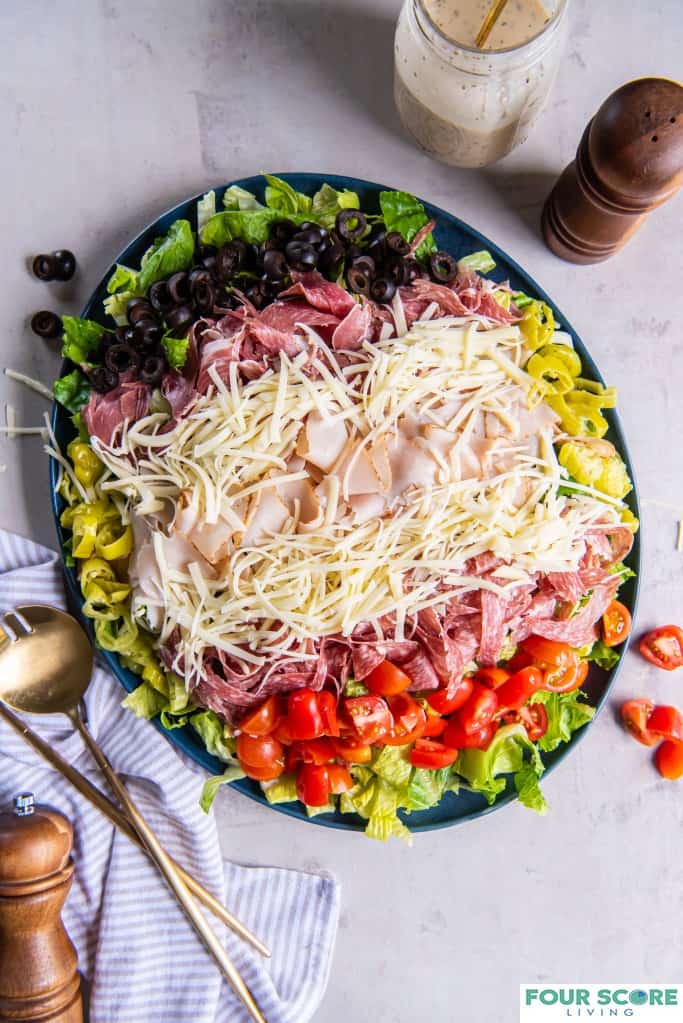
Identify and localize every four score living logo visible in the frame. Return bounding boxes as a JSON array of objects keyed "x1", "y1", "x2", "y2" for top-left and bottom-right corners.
[{"x1": 520, "y1": 986, "x2": 682, "y2": 1021}]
